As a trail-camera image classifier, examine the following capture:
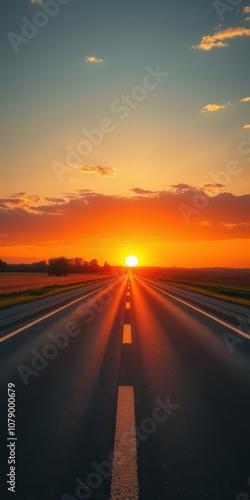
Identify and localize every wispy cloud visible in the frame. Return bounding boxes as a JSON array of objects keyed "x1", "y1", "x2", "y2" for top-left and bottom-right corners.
[
  {"x1": 243, "y1": 124, "x2": 250, "y2": 129},
  {"x1": 240, "y1": 96, "x2": 250, "y2": 102},
  {"x1": 192, "y1": 26, "x2": 250, "y2": 51},
  {"x1": 201, "y1": 103, "x2": 226, "y2": 112},
  {"x1": 164, "y1": 183, "x2": 225, "y2": 194},
  {"x1": 130, "y1": 188, "x2": 159, "y2": 196},
  {"x1": 77, "y1": 165, "x2": 116, "y2": 177},
  {"x1": 243, "y1": 4, "x2": 250, "y2": 20},
  {"x1": 164, "y1": 183, "x2": 195, "y2": 193},
  {"x1": 85, "y1": 55, "x2": 103, "y2": 63},
  {"x1": 203, "y1": 183, "x2": 225, "y2": 189},
  {"x1": 0, "y1": 193, "x2": 65, "y2": 214}
]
